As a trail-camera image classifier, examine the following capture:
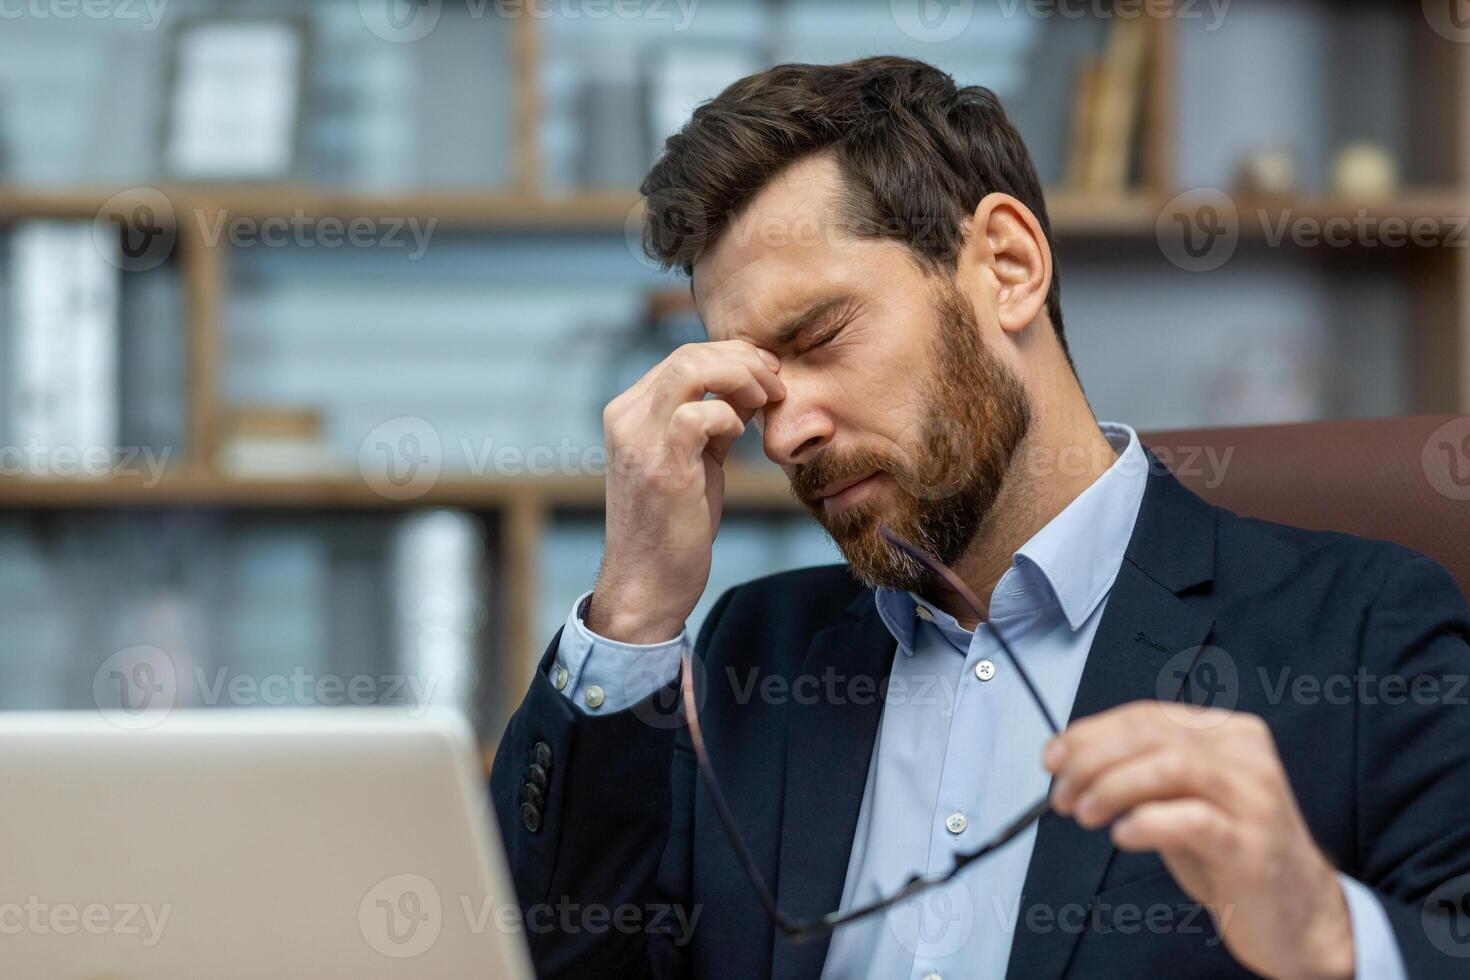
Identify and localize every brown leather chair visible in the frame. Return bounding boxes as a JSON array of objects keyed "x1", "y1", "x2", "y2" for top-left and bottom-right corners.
[{"x1": 1141, "y1": 415, "x2": 1470, "y2": 602}]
